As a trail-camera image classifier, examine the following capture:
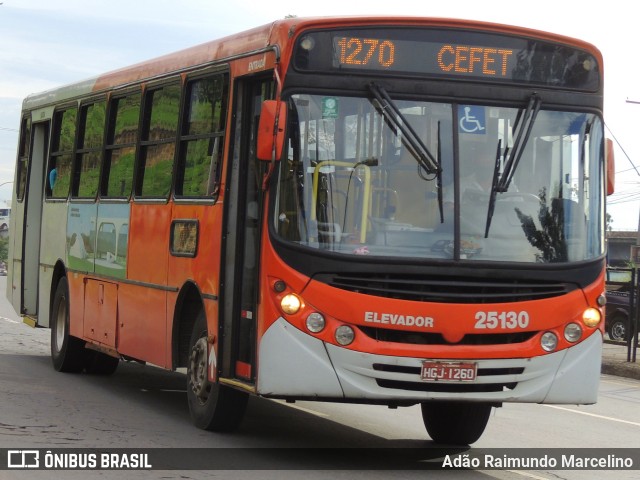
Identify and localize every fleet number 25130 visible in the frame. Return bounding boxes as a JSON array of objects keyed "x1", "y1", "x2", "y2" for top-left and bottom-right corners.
[{"x1": 474, "y1": 311, "x2": 530, "y2": 329}]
